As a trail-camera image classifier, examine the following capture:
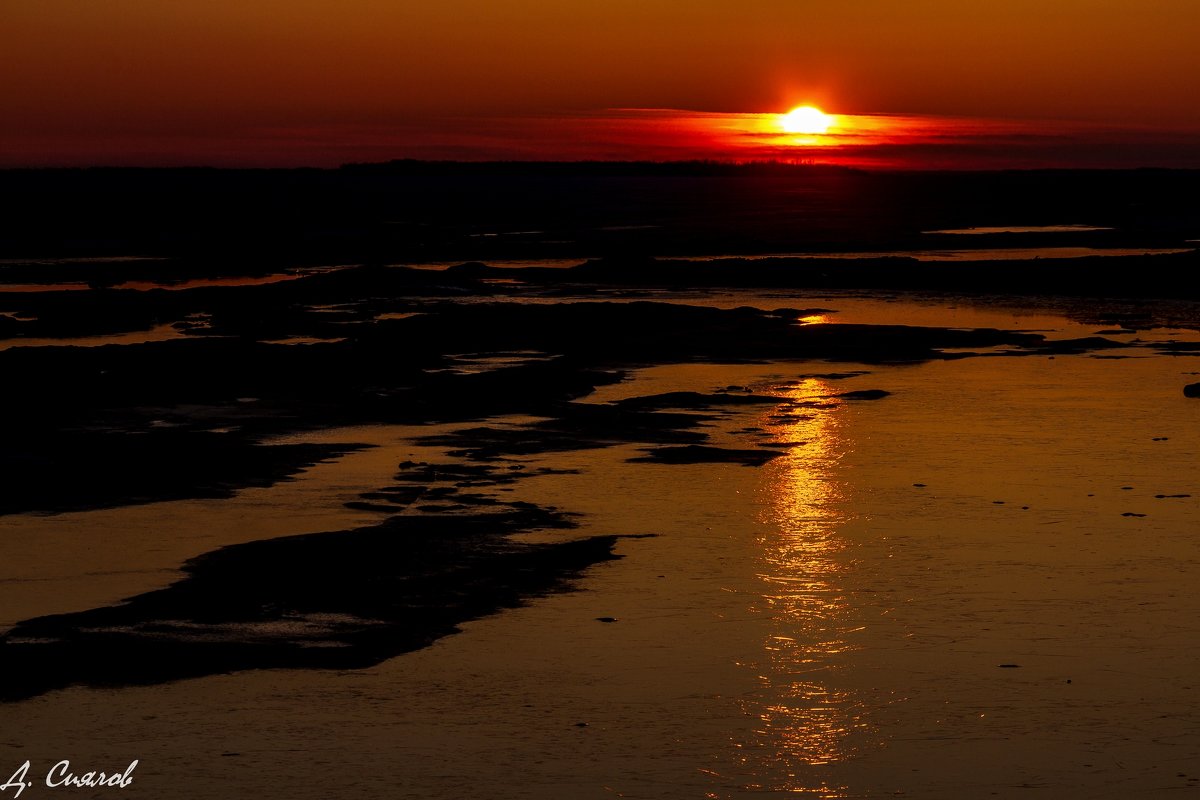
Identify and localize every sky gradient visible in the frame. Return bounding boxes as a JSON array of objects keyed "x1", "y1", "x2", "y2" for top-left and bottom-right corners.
[{"x1": 3, "y1": 0, "x2": 1199, "y2": 167}]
